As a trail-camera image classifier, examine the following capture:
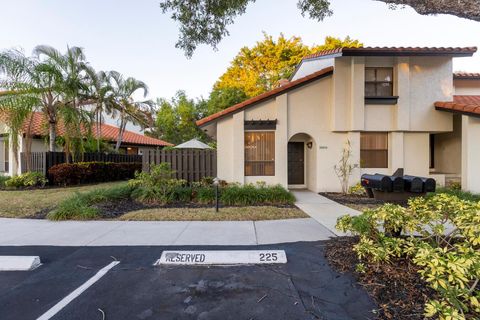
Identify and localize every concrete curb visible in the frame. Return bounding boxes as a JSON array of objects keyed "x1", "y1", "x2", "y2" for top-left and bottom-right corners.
[{"x1": 0, "y1": 256, "x2": 41, "y2": 271}]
